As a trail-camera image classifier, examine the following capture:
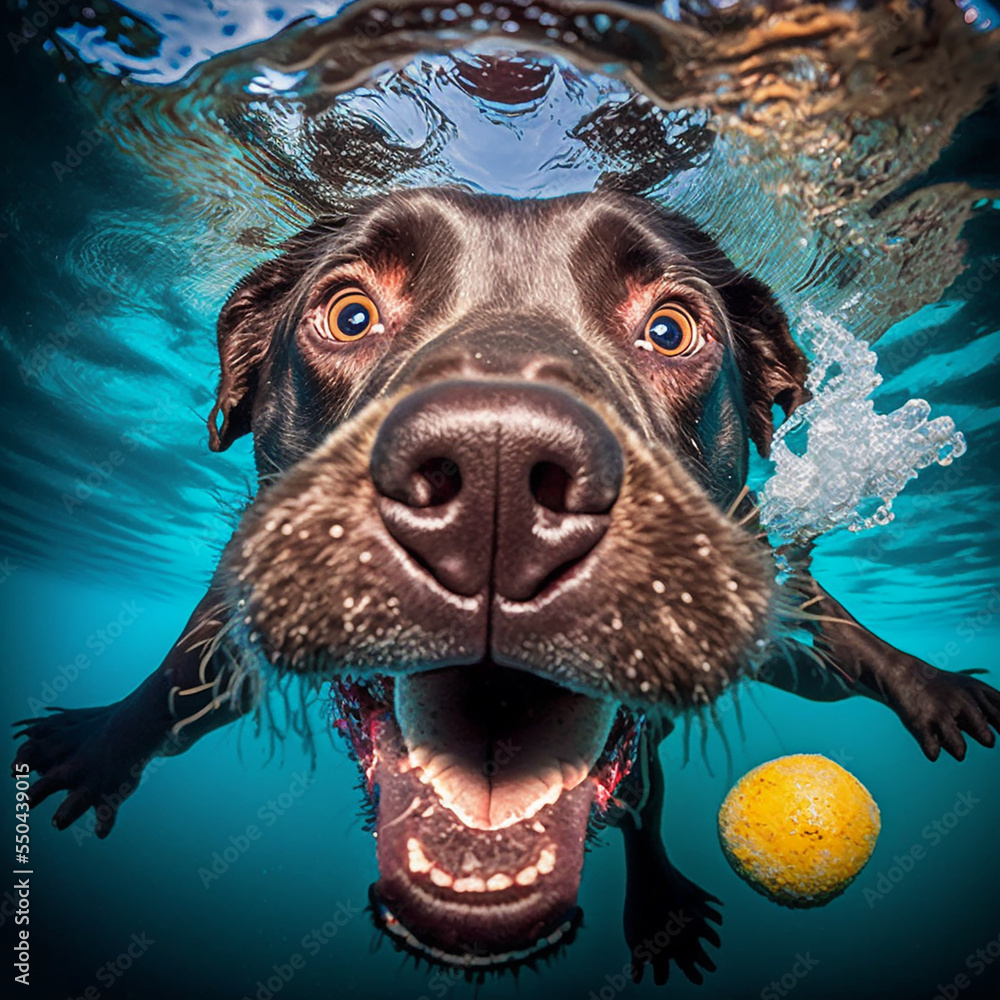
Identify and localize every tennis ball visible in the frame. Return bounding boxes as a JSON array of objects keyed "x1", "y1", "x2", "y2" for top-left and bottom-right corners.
[{"x1": 717, "y1": 753, "x2": 880, "y2": 907}]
